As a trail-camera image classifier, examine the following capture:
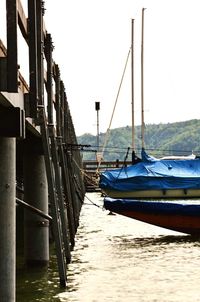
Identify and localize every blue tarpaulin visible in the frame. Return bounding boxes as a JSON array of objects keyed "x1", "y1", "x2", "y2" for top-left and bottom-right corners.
[{"x1": 99, "y1": 149, "x2": 200, "y2": 191}]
